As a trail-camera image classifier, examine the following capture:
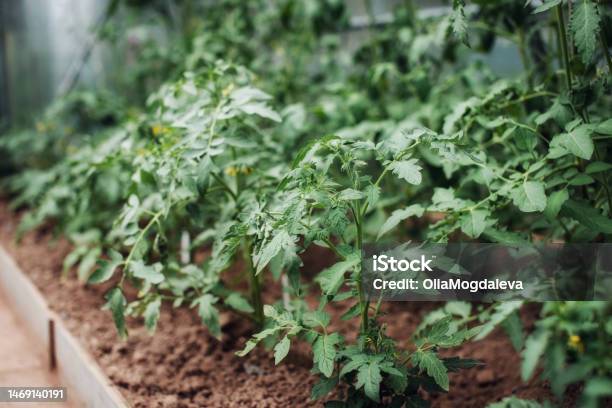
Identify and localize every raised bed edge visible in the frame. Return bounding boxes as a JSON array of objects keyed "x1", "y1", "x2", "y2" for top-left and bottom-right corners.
[{"x1": 0, "y1": 245, "x2": 129, "y2": 408}]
